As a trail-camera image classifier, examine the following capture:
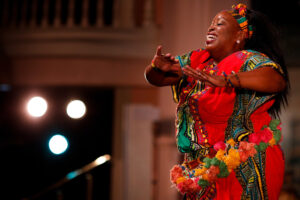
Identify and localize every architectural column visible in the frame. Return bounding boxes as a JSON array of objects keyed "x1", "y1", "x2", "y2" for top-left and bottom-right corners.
[
  {"x1": 54, "y1": 0, "x2": 62, "y2": 27},
  {"x1": 67, "y1": 0, "x2": 75, "y2": 27},
  {"x1": 123, "y1": 104, "x2": 159, "y2": 200},
  {"x1": 96, "y1": 0, "x2": 103, "y2": 27},
  {"x1": 10, "y1": 0, "x2": 18, "y2": 27},
  {"x1": 154, "y1": 135, "x2": 179, "y2": 200},
  {"x1": 42, "y1": 0, "x2": 50, "y2": 27},
  {"x1": 2, "y1": 0, "x2": 9, "y2": 27},
  {"x1": 143, "y1": 0, "x2": 154, "y2": 27},
  {"x1": 113, "y1": 0, "x2": 134, "y2": 28},
  {"x1": 30, "y1": 0, "x2": 38, "y2": 27},
  {"x1": 20, "y1": 0, "x2": 28, "y2": 27},
  {"x1": 81, "y1": 0, "x2": 89, "y2": 27}
]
